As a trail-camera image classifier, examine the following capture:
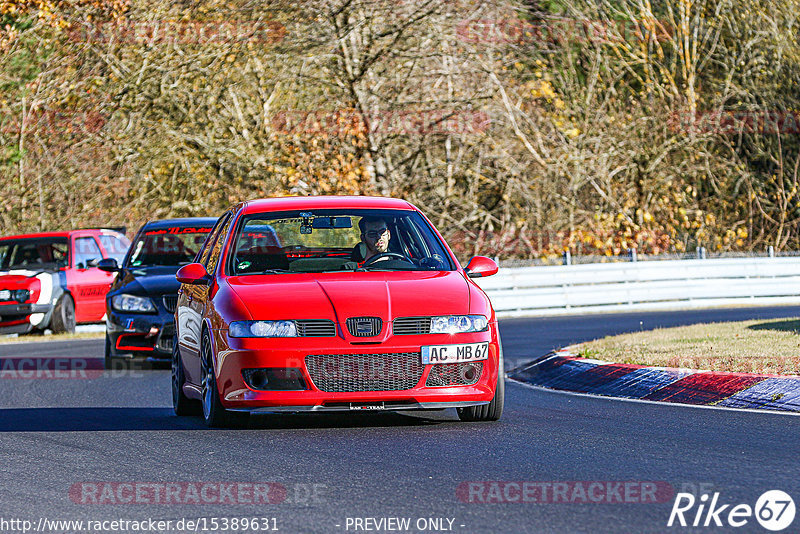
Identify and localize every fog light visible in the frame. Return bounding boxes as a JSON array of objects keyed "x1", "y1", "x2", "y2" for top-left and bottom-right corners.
[
  {"x1": 249, "y1": 370, "x2": 269, "y2": 389},
  {"x1": 459, "y1": 364, "x2": 478, "y2": 382},
  {"x1": 242, "y1": 368, "x2": 307, "y2": 391},
  {"x1": 425, "y1": 362, "x2": 484, "y2": 387}
]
